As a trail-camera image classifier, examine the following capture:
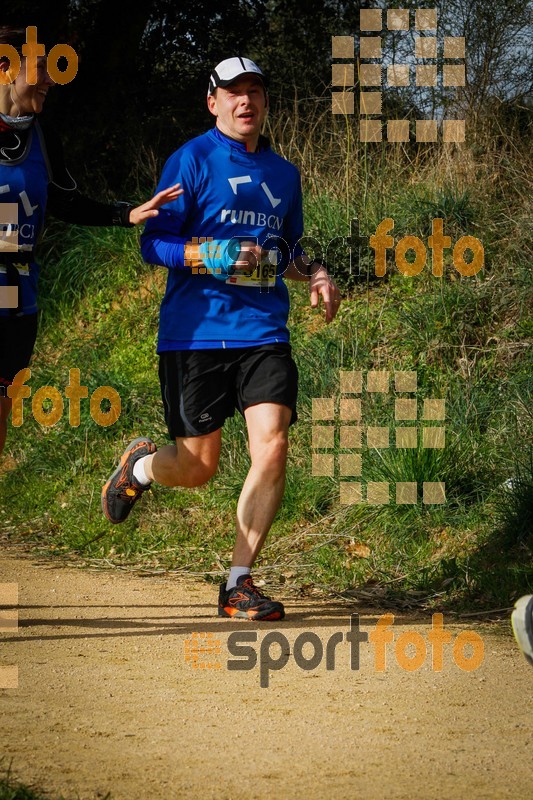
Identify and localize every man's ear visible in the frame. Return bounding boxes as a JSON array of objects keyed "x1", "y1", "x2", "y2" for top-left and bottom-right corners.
[
  {"x1": 207, "y1": 93, "x2": 217, "y2": 117},
  {"x1": 0, "y1": 59, "x2": 16, "y2": 83}
]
